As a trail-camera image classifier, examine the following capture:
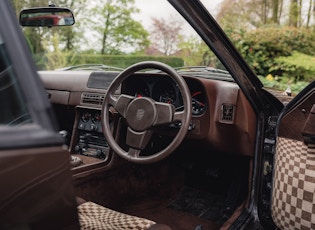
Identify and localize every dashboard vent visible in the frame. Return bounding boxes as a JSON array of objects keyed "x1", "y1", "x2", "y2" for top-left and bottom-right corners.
[
  {"x1": 82, "y1": 93, "x2": 104, "y2": 105},
  {"x1": 220, "y1": 104, "x2": 235, "y2": 123}
]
